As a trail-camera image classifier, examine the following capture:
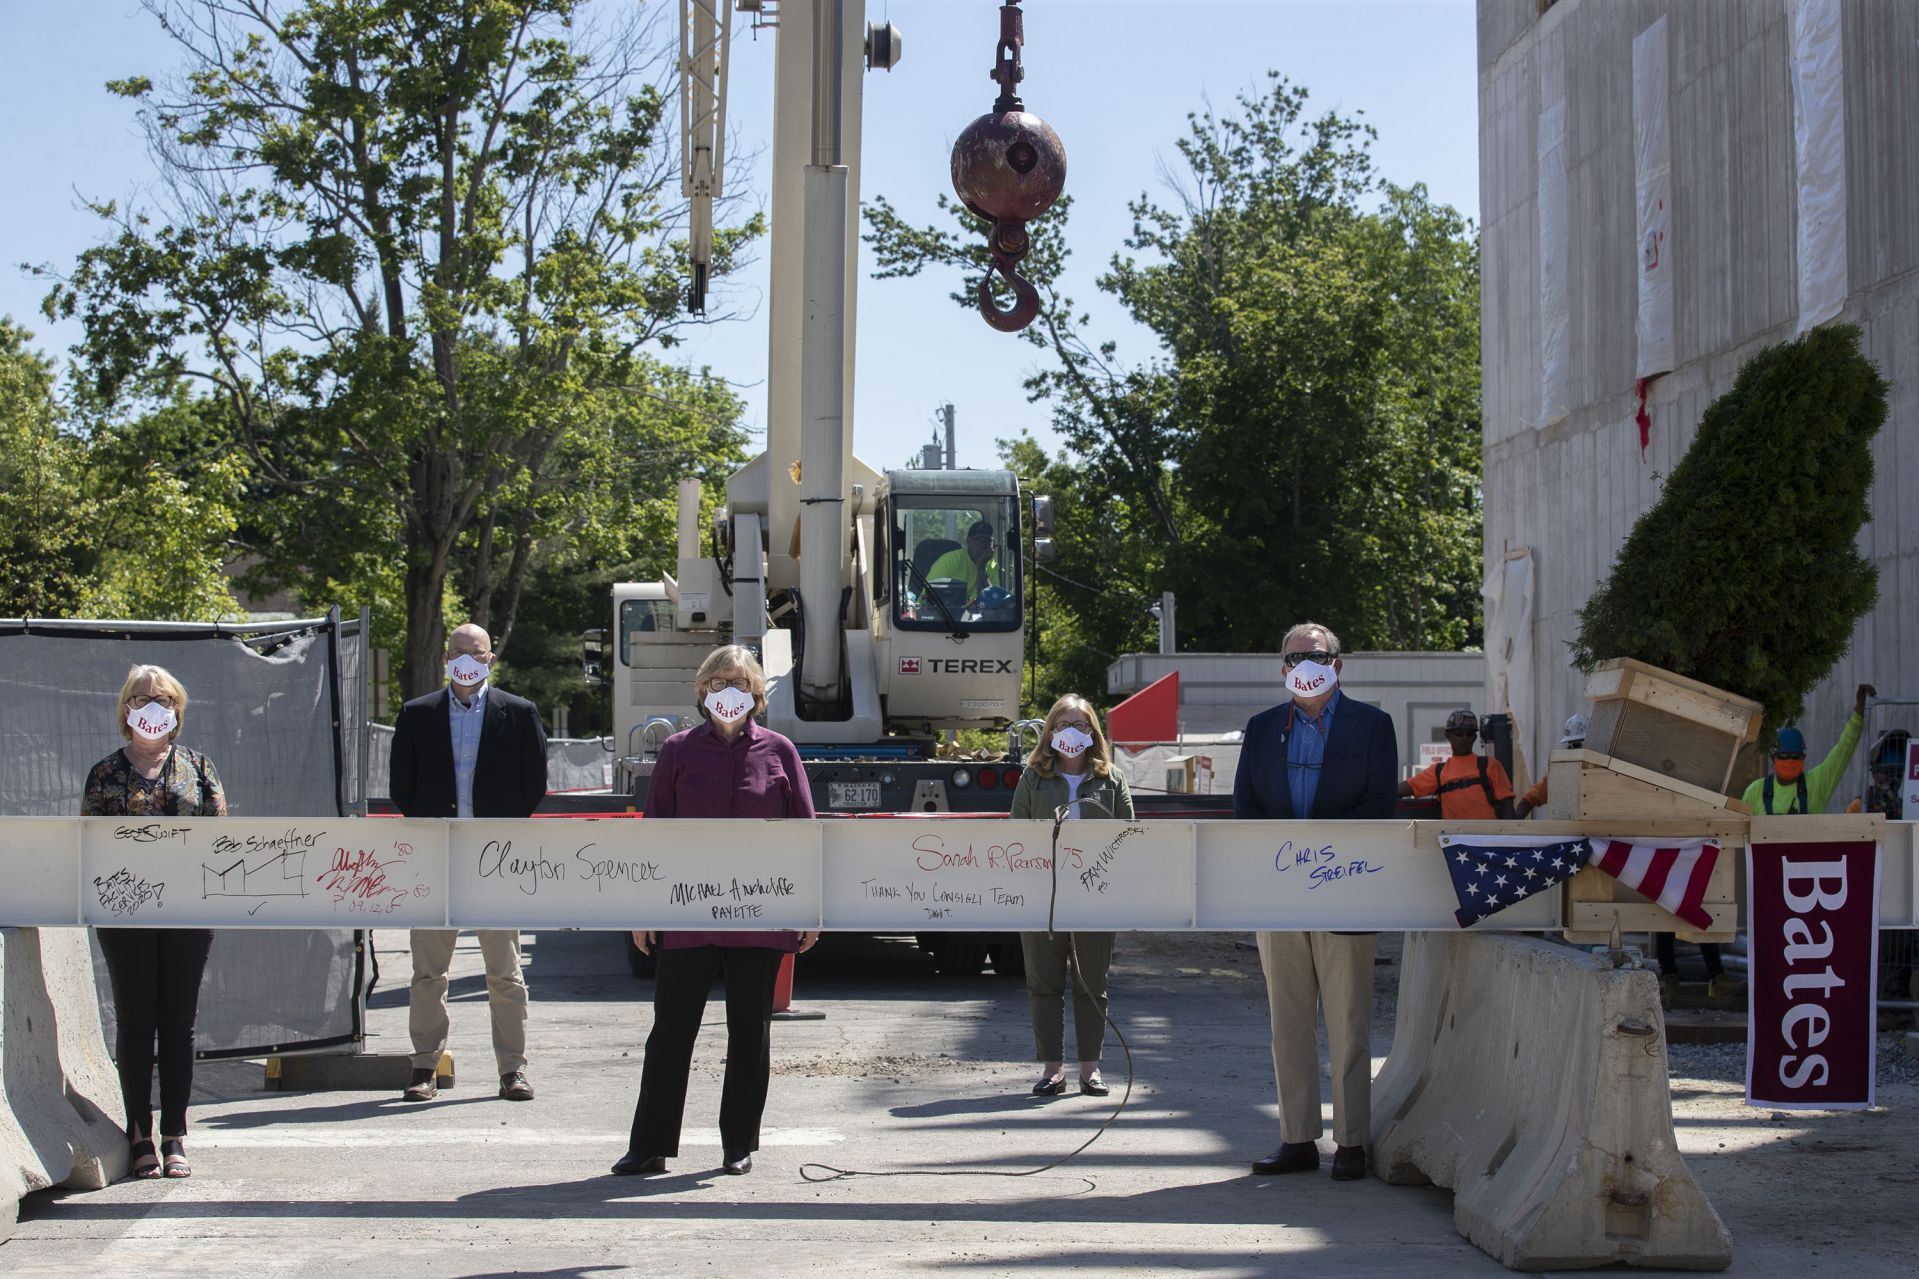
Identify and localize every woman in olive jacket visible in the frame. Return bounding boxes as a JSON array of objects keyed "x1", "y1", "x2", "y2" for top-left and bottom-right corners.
[{"x1": 1009, "y1": 693, "x2": 1134, "y2": 1096}]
